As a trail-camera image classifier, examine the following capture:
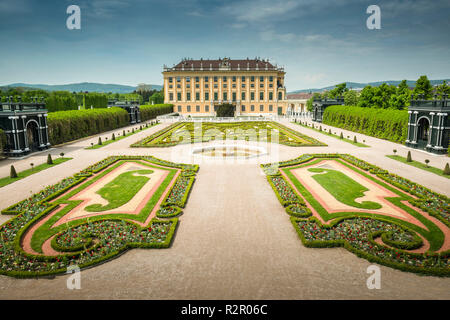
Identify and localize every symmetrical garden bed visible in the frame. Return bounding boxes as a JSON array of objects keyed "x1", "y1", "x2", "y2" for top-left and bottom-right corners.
[
  {"x1": 131, "y1": 121, "x2": 325, "y2": 147},
  {"x1": 0, "y1": 156, "x2": 198, "y2": 277},
  {"x1": 262, "y1": 154, "x2": 450, "y2": 276}
]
